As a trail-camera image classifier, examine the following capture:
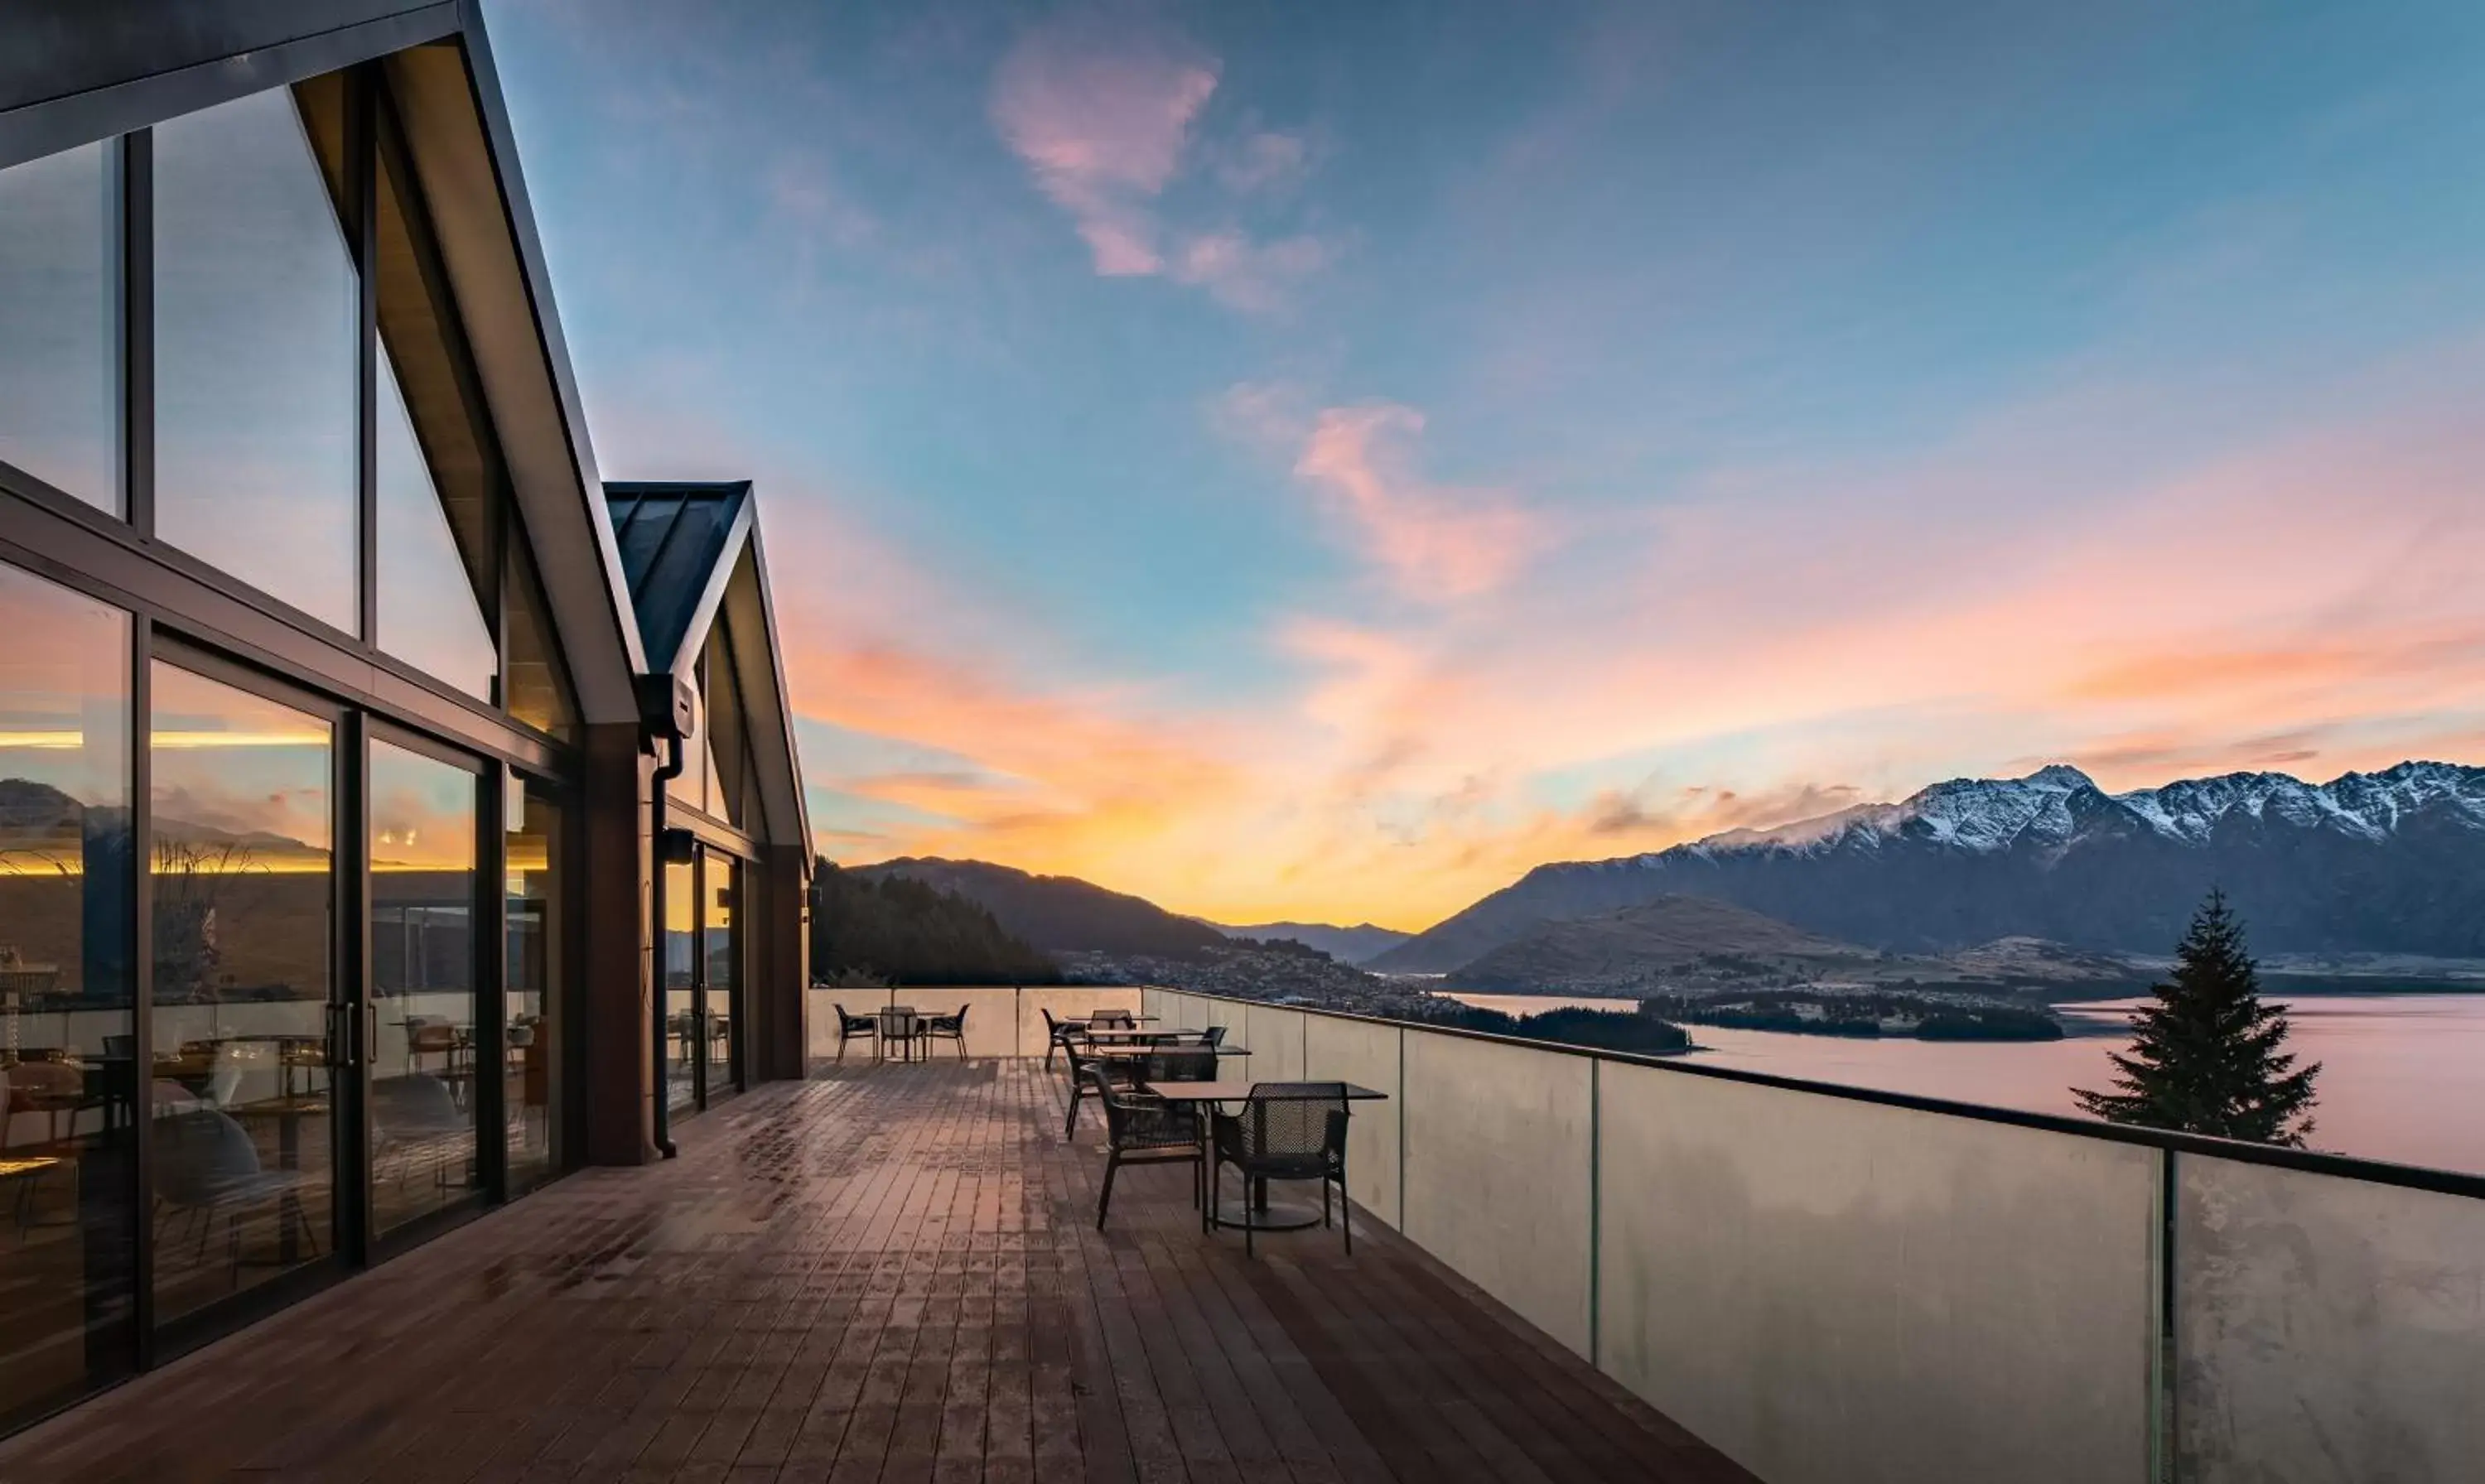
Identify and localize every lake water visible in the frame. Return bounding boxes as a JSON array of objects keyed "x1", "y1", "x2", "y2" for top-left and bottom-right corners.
[{"x1": 1437, "y1": 990, "x2": 2485, "y2": 1176}]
